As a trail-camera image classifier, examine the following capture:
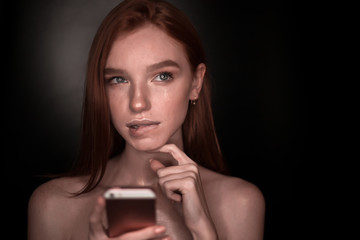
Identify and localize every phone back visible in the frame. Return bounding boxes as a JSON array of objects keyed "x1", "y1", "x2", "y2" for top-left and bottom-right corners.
[{"x1": 106, "y1": 198, "x2": 156, "y2": 237}]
